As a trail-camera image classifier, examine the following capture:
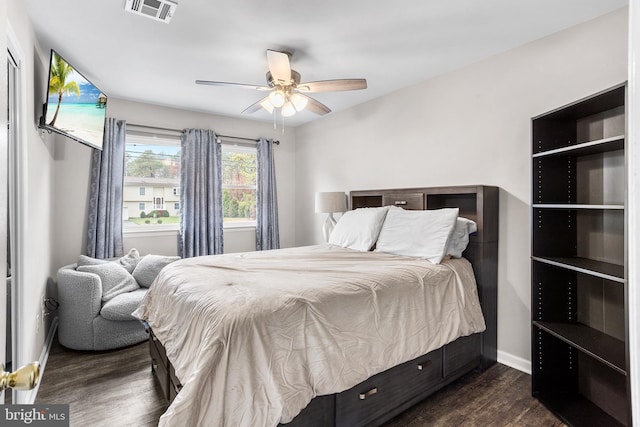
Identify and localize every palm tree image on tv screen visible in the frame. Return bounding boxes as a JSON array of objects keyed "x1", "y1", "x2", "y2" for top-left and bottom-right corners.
[{"x1": 46, "y1": 51, "x2": 107, "y2": 149}]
